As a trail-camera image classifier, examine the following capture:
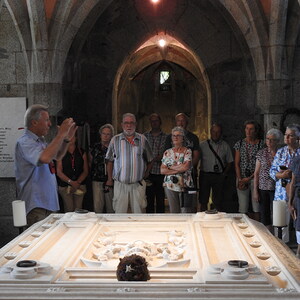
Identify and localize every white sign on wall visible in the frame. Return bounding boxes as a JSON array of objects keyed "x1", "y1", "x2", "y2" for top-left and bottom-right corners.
[{"x1": 0, "y1": 97, "x2": 27, "y2": 177}]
